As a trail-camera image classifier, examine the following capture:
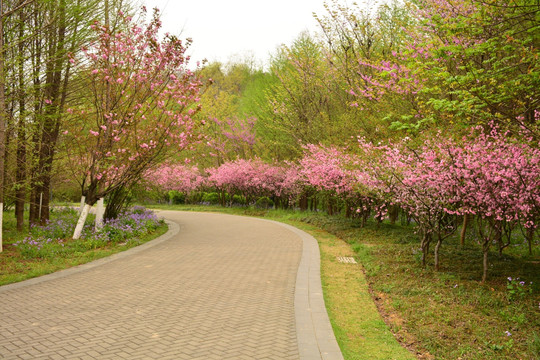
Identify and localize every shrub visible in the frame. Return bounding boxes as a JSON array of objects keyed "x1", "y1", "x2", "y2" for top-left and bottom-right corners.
[
  {"x1": 168, "y1": 190, "x2": 185, "y2": 204},
  {"x1": 202, "y1": 192, "x2": 221, "y2": 205},
  {"x1": 232, "y1": 194, "x2": 246, "y2": 206},
  {"x1": 255, "y1": 196, "x2": 274, "y2": 209}
]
